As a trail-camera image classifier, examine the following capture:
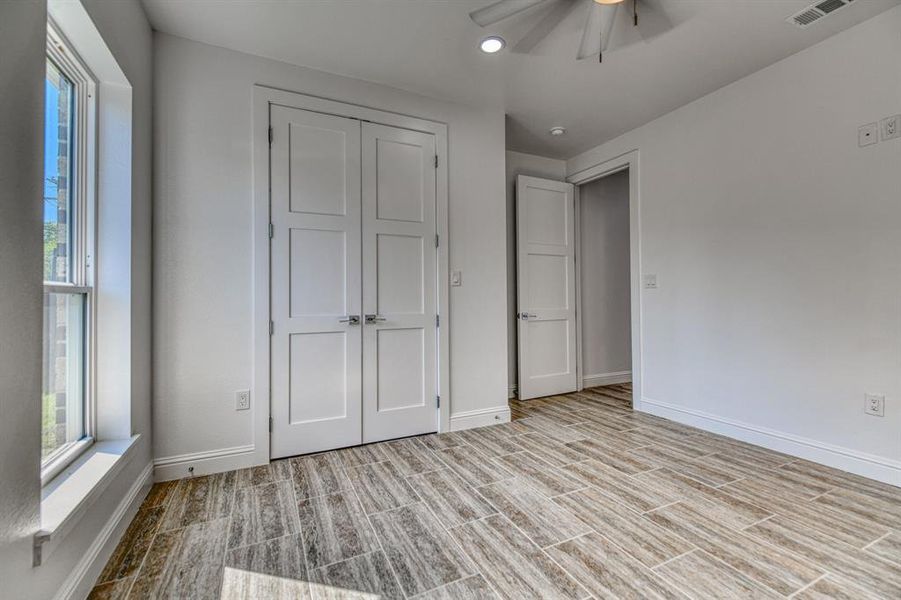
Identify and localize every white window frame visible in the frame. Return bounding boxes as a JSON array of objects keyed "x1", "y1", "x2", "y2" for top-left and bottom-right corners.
[{"x1": 41, "y1": 21, "x2": 98, "y2": 486}]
